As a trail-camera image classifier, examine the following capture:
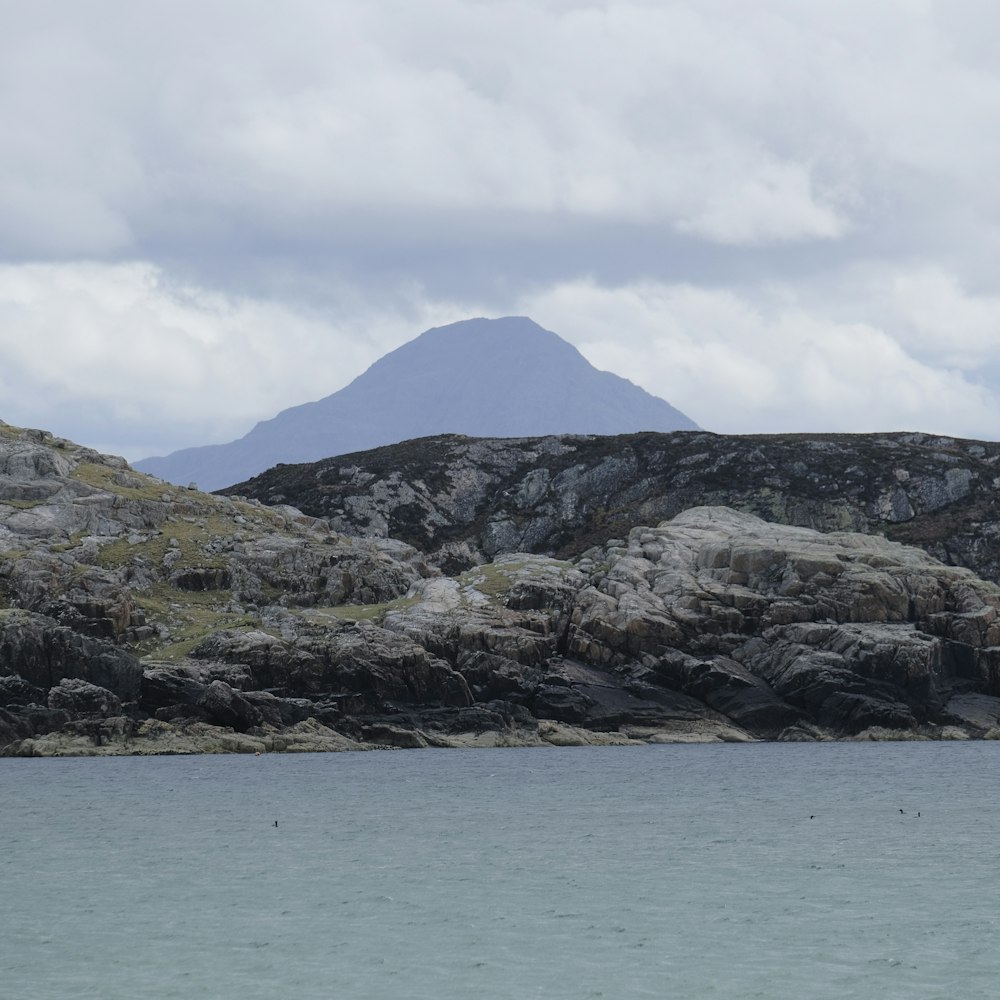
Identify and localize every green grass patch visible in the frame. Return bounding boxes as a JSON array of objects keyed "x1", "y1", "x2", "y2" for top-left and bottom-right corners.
[
  {"x1": 457, "y1": 562, "x2": 518, "y2": 600},
  {"x1": 132, "y1": 584, "x2": 258, "y2": 661},
  {"x1": 49, "y1": 532, "x2": 87, "y2": 554},
  {"x1": 455, "y1": 556, "x2": 576, "y2": 606},
  {"x1": 70, "y1": 462, "x2": 174, "y2": 502},
  {"x1": 92, "y1": 512, "x2": 247, "y2": 571}
]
